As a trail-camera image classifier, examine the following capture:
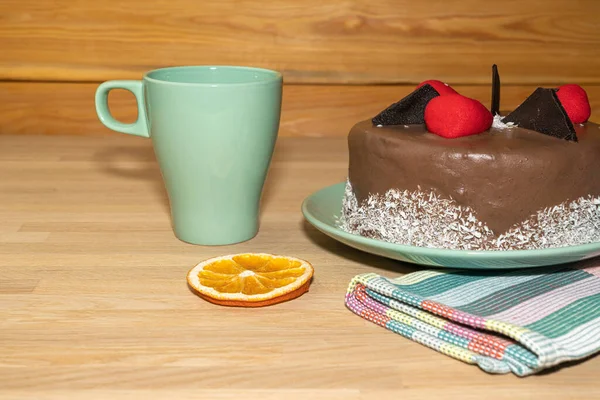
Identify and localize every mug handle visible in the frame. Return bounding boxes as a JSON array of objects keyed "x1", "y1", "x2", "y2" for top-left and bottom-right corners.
[{"x1": 94, "y1": 80, "x2": 150, "y2": 138}]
